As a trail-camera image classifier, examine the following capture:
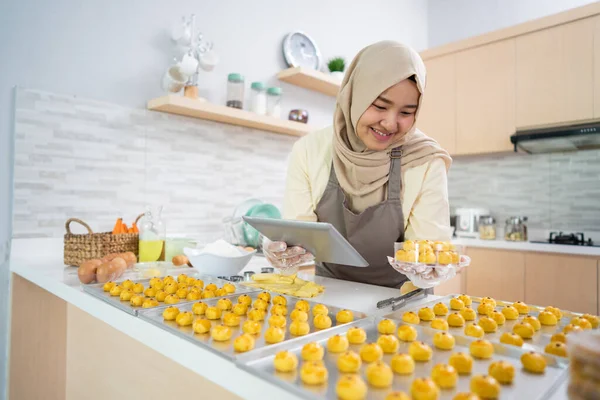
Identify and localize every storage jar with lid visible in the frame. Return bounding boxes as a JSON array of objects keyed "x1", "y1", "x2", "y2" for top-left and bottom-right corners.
[
  {"x1": 226, "y1": 73, "x2": 245, "y2": 109},
  {"x1": 504, "y1": 216, "x2": 528, "y2": 241},
  {"x1": 249, "y1": 82, "x2": 266, "y2": 115},
  {"x1": 478, "y1": 215, "x2": 496, "y2": 240},
  {"x1": 266, "y1": 87, "x2": 282, "y2": 118}
]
